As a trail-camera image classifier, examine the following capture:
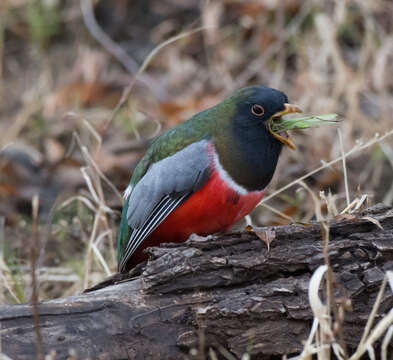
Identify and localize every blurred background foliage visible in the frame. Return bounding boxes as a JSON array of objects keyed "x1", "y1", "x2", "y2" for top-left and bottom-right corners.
[{"x1": 0, "y1": 0, "x2": 392, "y2": 302}]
